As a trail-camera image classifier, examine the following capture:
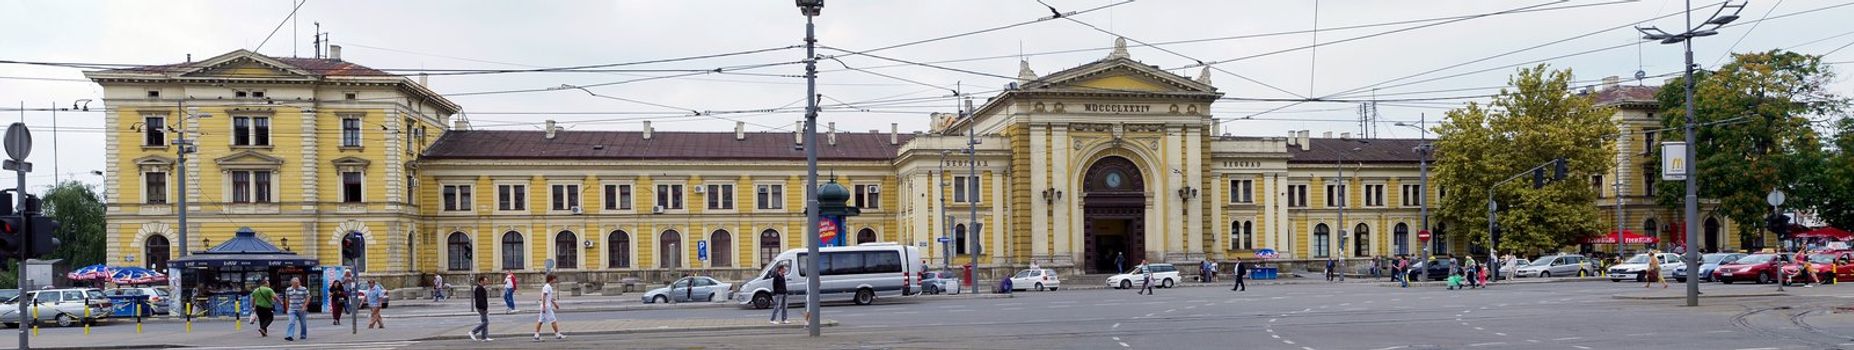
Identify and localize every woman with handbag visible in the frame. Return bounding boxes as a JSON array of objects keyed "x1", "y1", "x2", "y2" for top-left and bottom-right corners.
[{"x1": 329, "y1": 279, "x2": 346, "y2": 325}]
